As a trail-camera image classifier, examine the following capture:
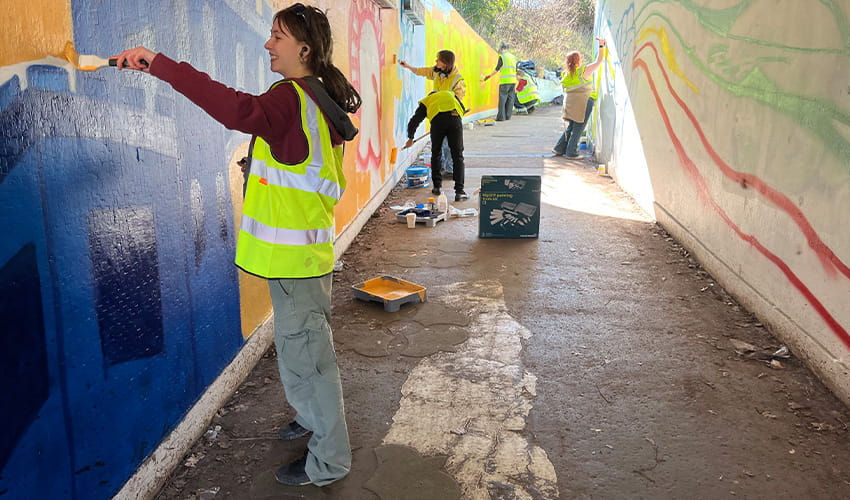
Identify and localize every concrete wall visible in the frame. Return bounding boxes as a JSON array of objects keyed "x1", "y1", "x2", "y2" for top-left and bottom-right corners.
[
  {"x1": 594, "y1": 0, "x2": 850, "y2": 405},
  {"x1": 0, "y1": 0, "x2": 496, "y2": 497}
]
